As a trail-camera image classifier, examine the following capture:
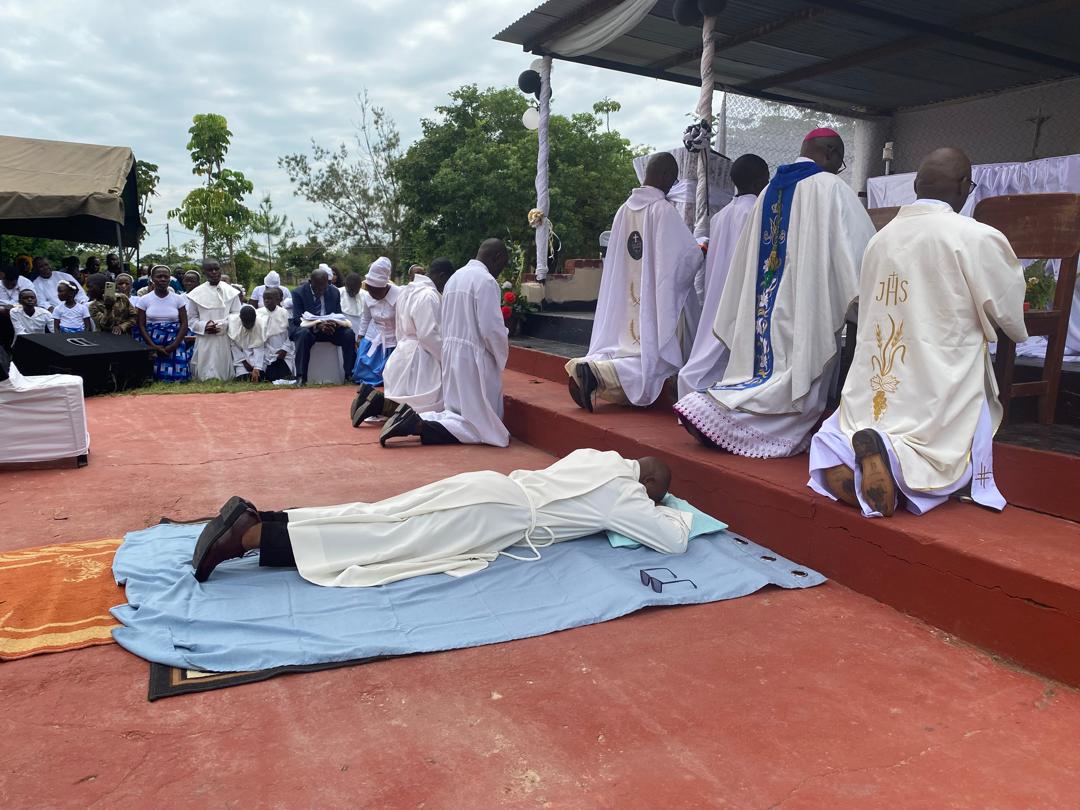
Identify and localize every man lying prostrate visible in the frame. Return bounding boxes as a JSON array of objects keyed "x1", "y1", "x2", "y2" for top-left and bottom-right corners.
[
  {"x1": 379, "y1": 238, "x2": 511, "y2": 447},
  {"x1": 191, "y1": 449, "x2": 690, "y2": 585},
  {"x1": 808, "y1": 147, "x2": 1028, "y2": 517},
  {"x1": 566, "y1": 152, "x2": 704, "y2": 411},
  {"x1": 227, "y1": 305, "x2": 267, "y2": 382},
  {"x1": 352, "y1": 257, "x2": 456, "y2": 426},
  {"x1": 678, "y1": 154, "x2": 770, "y2": 398}
]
